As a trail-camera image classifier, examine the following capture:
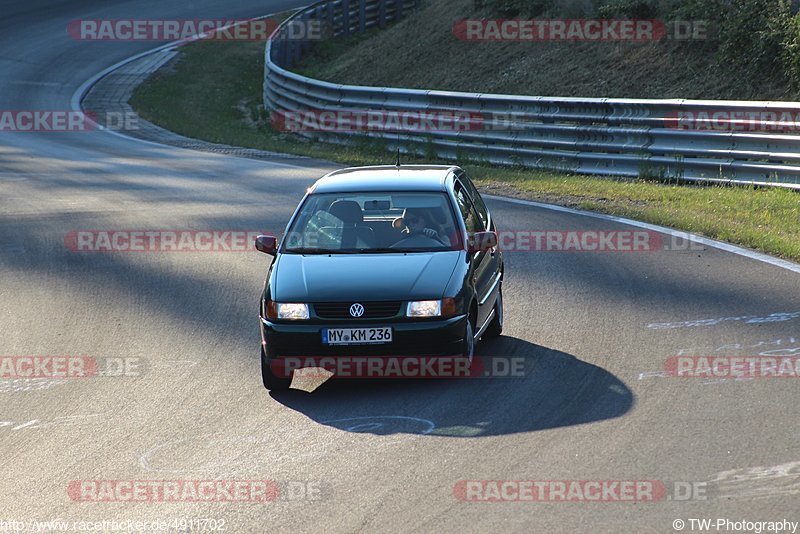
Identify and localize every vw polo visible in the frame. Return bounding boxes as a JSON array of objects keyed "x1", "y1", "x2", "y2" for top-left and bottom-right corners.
[{"x1": 255, "y1": 165, "x2": 504, "y2": 390}]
